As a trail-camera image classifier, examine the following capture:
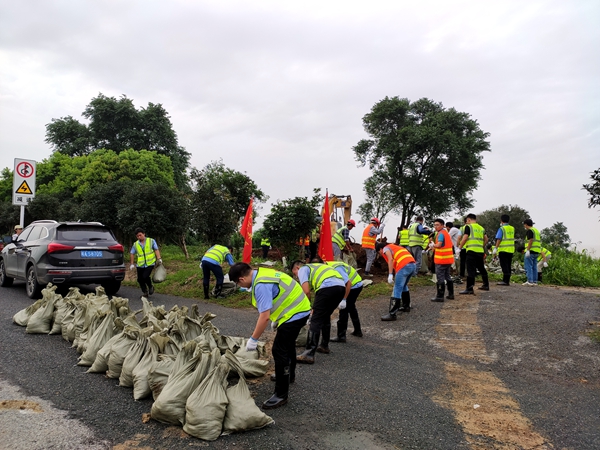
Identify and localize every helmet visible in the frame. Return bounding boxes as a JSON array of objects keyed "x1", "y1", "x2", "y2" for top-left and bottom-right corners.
[
  {"x1": 370, "y1": 217, "x2": 380, "y2": 226},
  {"x1": 347, "y1": 220, "x2": 356, "y2": 227}
]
